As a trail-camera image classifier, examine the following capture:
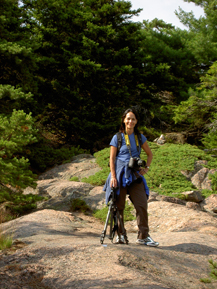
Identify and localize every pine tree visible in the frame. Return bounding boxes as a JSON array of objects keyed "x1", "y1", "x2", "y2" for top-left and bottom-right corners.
[
  {"x1": 0, "y1": 0, "x2": 37, "y2": 94},
  {"x1": 201, "y1": 61, "x2": 217, "y2": 151},
  {"x1": 0, "y1": 105, "x2": 38, "y2": 190},
  {"x1": 0, "y1": 1, "x2": 38, "y2": 191},
  {"x1": 176, "y1": 0, "x2": 217, "y2": 65},
  {"x1": 22, "y1": 0, "x2": 145, "y2": 149},
  {"x1": 173, "y1": 61, "x2": 217, "y2": 145},
  {"x1": 22, "y1": 0, "x2": 201, "y2": 149}
]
